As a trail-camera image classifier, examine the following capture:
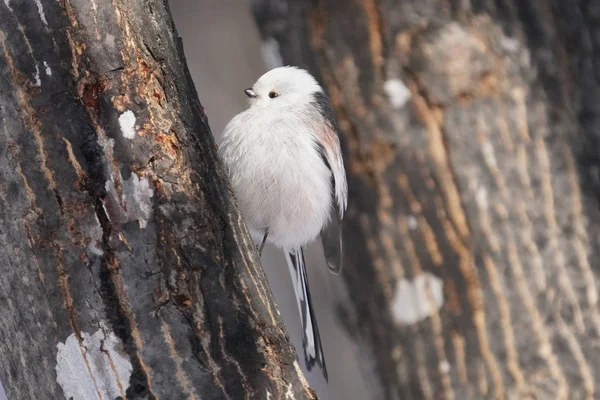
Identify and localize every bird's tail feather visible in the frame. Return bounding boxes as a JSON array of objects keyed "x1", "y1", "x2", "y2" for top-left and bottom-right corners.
[{"x1": 285, "y1": 248, "x2": 328, "y2": 381}]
